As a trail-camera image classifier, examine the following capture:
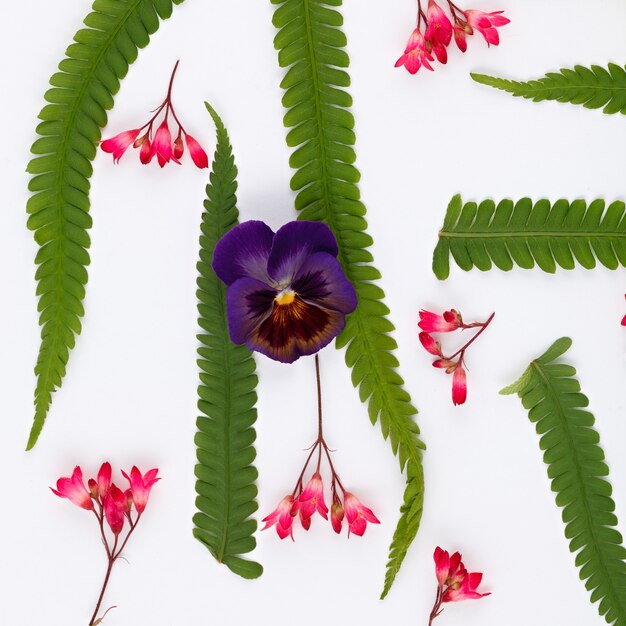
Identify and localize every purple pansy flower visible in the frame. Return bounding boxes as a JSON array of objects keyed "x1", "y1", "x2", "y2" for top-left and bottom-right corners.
[{"x1": 212, "y1": 220, "x2": 358, "y2": 363}]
